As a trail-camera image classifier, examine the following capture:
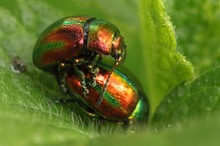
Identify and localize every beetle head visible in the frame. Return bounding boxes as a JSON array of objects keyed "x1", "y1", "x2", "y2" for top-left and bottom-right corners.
[{"x1": 111, "y1": 32, "x2": 126, "y2": 65}]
